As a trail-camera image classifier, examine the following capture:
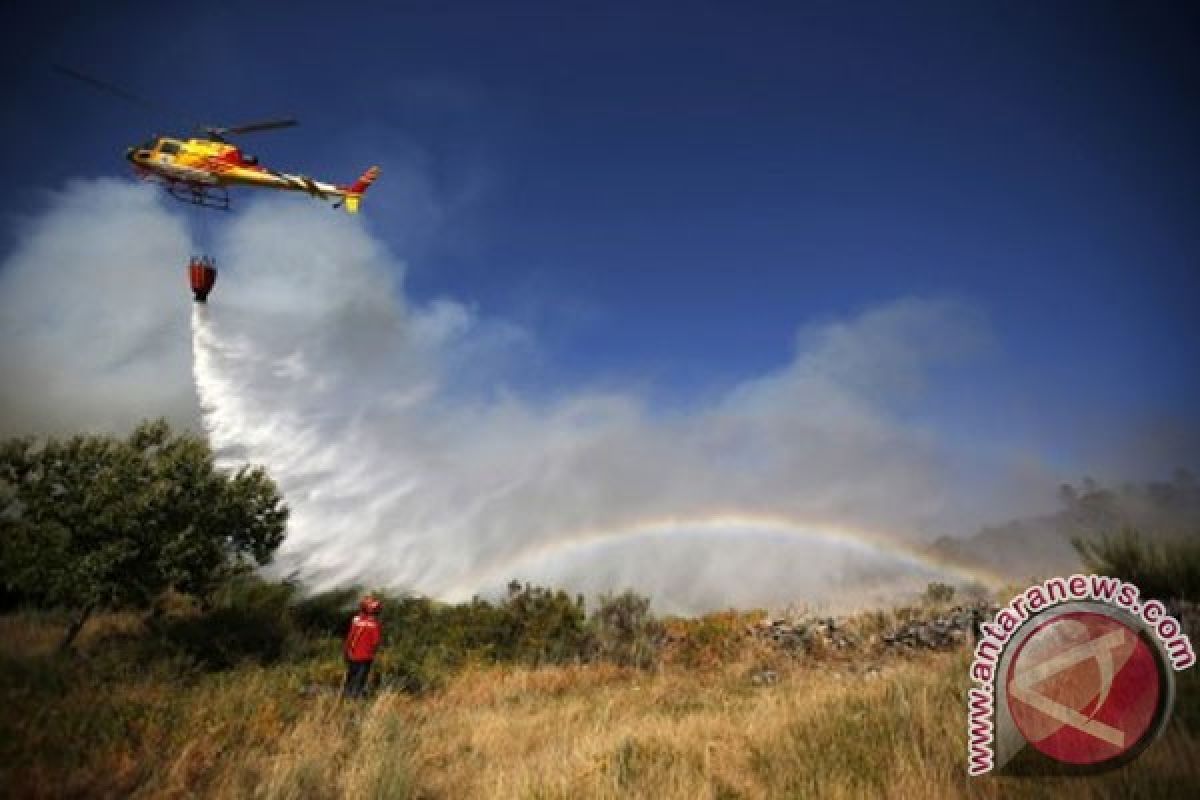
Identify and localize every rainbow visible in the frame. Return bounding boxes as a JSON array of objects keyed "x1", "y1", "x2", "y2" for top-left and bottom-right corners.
[{"x1": 439, "y1": 511, "x2": 1007, "y2": 602}]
